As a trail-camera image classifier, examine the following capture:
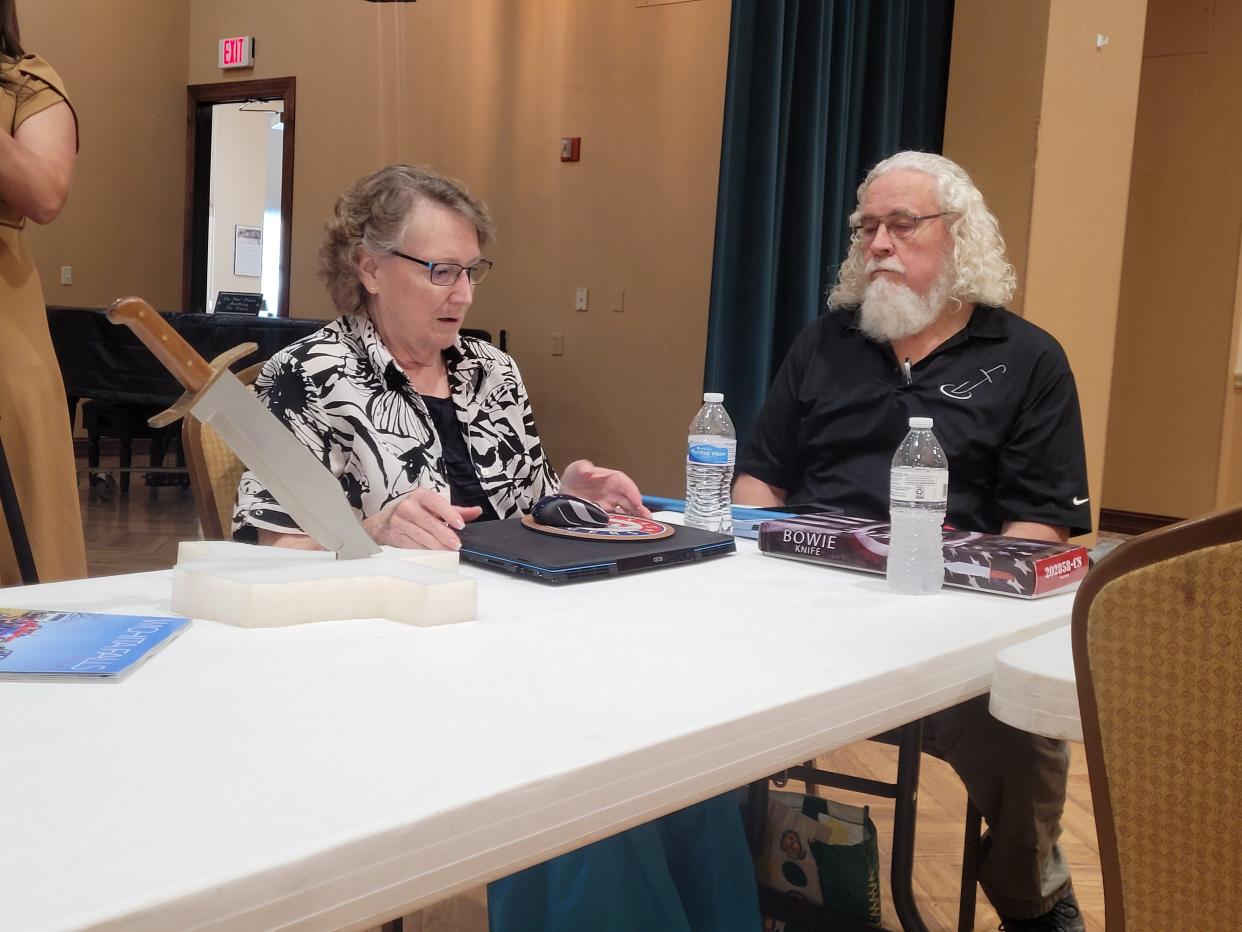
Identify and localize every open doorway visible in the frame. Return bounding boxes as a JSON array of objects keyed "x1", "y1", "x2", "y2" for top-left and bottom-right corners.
[{"x1": 184, "y1": 77, "x2": 296, "y2": 317}]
